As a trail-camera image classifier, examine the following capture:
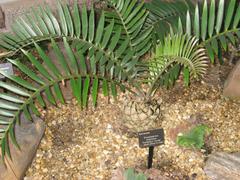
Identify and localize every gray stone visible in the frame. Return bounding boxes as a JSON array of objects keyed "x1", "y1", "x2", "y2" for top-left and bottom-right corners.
[
  {"x1": 0, "y1": 0, "x2": 91, "y2": 33},
  {"x1": 223, "y1": 61, "x2": 240, "y2": 98},
  {"x1": 0, "y1": 0, "x2": 20, "y2": 4},
  {"x1": 0, "y1": 115, "x2": 45, "y2": 180},
  {"x1": 0, "y1": 6, "x2": 5, "y2": 28},
  {"x1": 204, "y1": 152, "x2": 240, "y2": 180}
]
